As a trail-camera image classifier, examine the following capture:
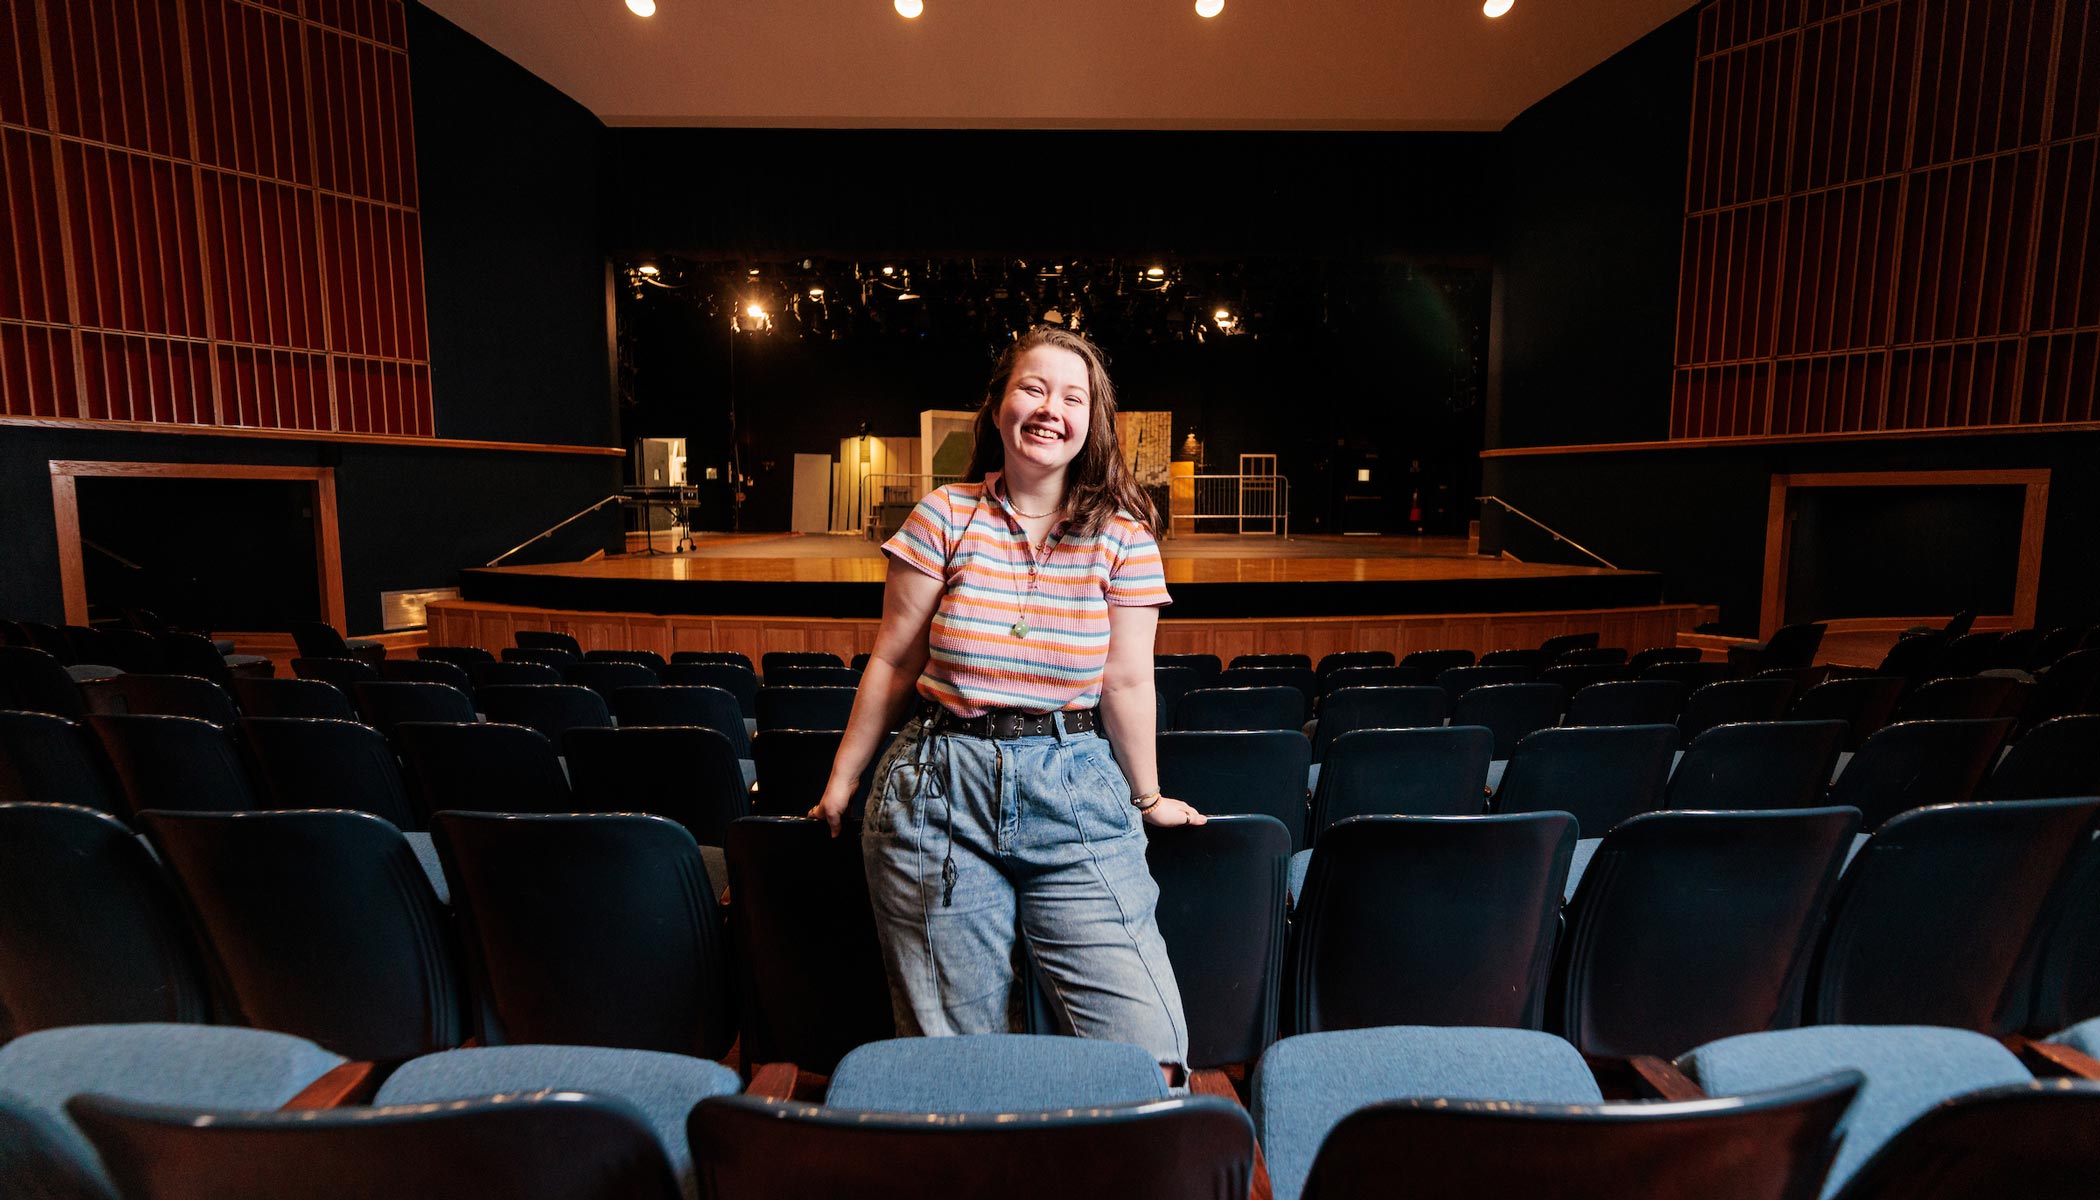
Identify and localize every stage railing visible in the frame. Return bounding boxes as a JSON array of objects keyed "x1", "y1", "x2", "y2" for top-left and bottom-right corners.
[
  {"x1": 862, "y1": 473, "x2": 962, "y2": 540},
  {"x1": 1476, "y1": 494, "x2": 1619, "y2": 569},
  {"x1": 1175, "y1": 473, "x2": 1290, "y2": 536}
]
